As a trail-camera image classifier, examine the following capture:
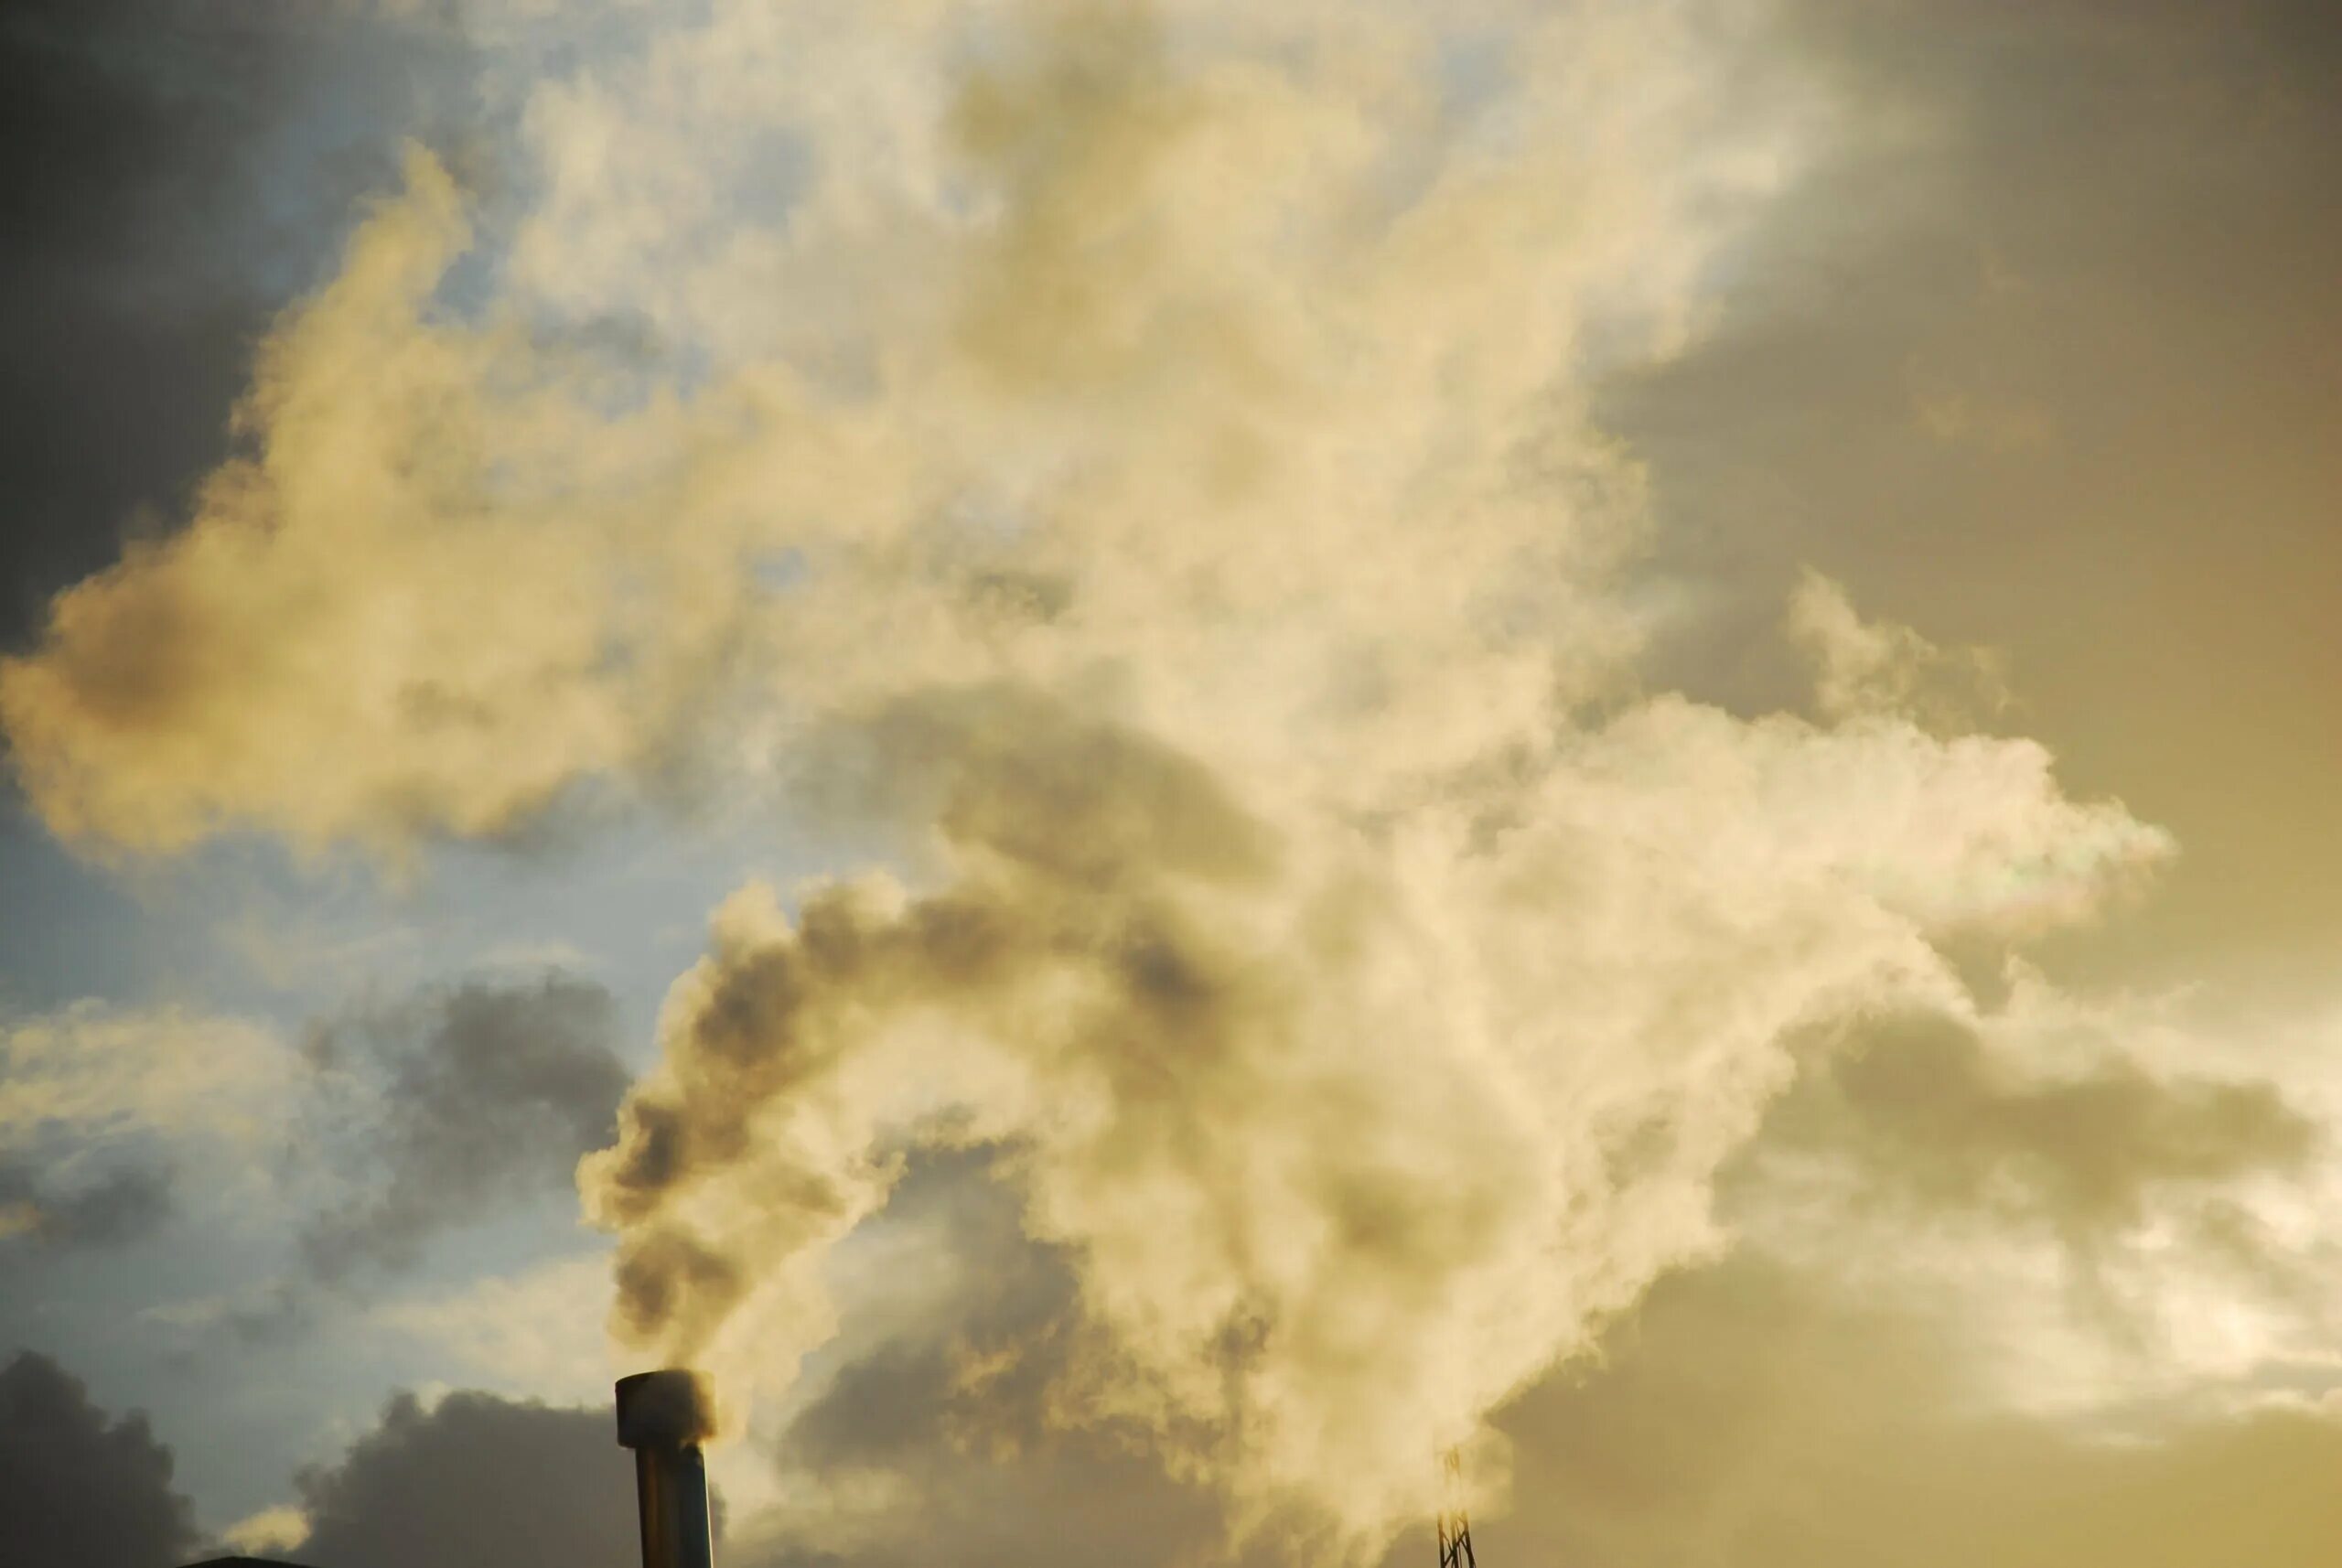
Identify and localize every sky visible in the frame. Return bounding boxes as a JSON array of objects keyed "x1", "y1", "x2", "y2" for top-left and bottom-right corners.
[{"x1": 1, "y1": 2, "x2": 2337, "y2": 1565}]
